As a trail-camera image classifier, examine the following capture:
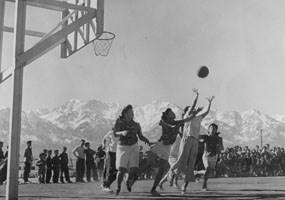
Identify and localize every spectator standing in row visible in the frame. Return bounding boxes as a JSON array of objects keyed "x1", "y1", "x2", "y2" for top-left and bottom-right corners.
[
  {"x1": 52, "y1": 150, "x2": 60, "y2": 183},
  {"x1": 43, "y1": 149, "x2": 48, "y2": 158},
  {"x1": 73, "y1": 139, "x2": 86, "y2": 182},
  {"x1": 23, "y1": 140, "x2": 33, "y2": 183},
  {"x1": 59, "y1": 147, "x2": 72, "y2": 183},
  {"x1": 0, "y1": 142, "x2": 4, "y2": 163},
  {"x1": 95, "y1": 145, "x2": 106, "y2": 181},
  {"x1": 46, "y1": 150, "x2": 53, "y2": 184},
  {"x1": 36, "y1": 153, "x2": 46, "y2": 184},
  {"x1": 0, "y1": 142, "x2": 7, "y2": 185},
  {"x1": 84, "y1": 142, "x2": 97, "y2": 182}
]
